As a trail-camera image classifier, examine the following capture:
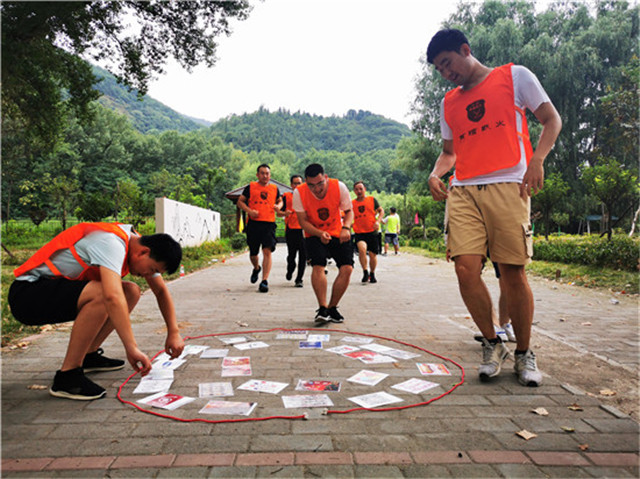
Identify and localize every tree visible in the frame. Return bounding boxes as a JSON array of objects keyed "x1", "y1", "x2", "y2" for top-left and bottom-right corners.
[
  {"x1": 1, "y1": 1, "x2": 251, "y2": 150},
  {"x1": 531, "y1": 172, "x2": 570, "y2": 239},
  {"x1": 582, "y1": 158, "x2": 639, "y2": 240}
]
